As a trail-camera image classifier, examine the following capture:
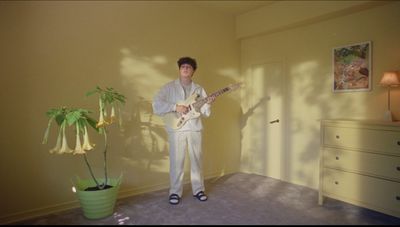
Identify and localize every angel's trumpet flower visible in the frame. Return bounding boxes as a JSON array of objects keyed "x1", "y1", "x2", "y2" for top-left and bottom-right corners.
[
  {"x1": 103, "y1": 106, "x2": 108, "y2": 117},
  {"x1": 58, "y1": 123, "x2": 73, "y2": 154},
  {"x1": 96, "y1": 98, "x2": 109, "y2": 128},
  {"x1": 42, "y1": 117, "x2": 53, "y2": 145},
  {"x1": 96, "y1": 112, "x2": 109, "y2": 128},
  {"x1": 73, "y1": 124, "x2": 85, "y2": 155},
  {"x1": 82, "y1": 125, "x2": 95, "y2": 151},
  {"x1": 110, "y1": 105, "x2": 116, "y2": 124},
  {"x1": 49, "y1": 127, "x2": 62, "y2": 154}
]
